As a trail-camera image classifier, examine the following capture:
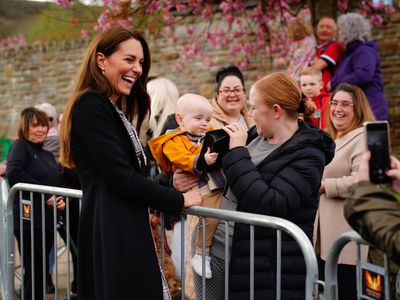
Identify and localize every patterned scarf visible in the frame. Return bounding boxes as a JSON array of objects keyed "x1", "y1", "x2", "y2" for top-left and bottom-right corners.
[
  {"x1": 111, "y1": 101, "x2": 170, "y2": 299},
  {"x1": 110, "y1": 101, "x2": 148, "y2": 174}
]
